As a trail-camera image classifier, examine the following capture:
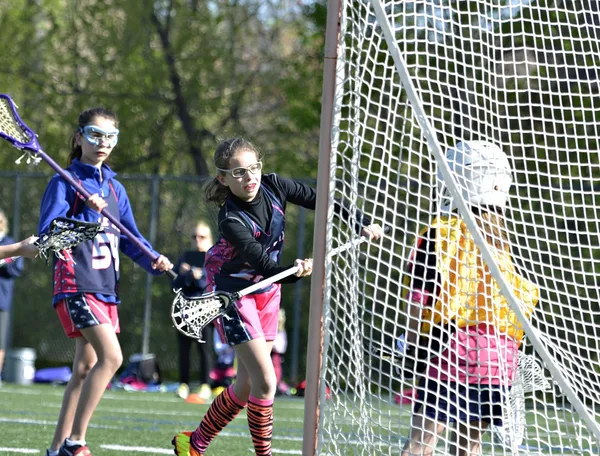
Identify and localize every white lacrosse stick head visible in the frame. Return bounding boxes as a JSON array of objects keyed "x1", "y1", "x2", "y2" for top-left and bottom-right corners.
[
  {"x1": 171, "y1": 289, "x2": 231, "y2": 341},
  {"x1": 438, "y1": 140, "x2": 513, "y2": 213},
  {"x1": 491, "y1": 353, "x2": 552, "y2": 449},
  {"x1": 36, "y1": 217, "x2": 103, "y2": 262}
]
